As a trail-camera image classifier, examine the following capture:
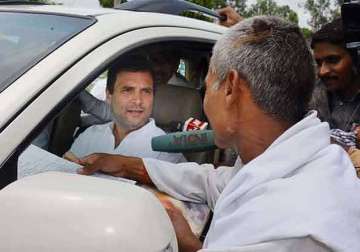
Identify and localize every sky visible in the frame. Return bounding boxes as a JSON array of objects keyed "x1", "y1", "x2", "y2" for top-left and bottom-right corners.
[{"x1": 54, "y1": 0, "x2": 311, "y2": 28}]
